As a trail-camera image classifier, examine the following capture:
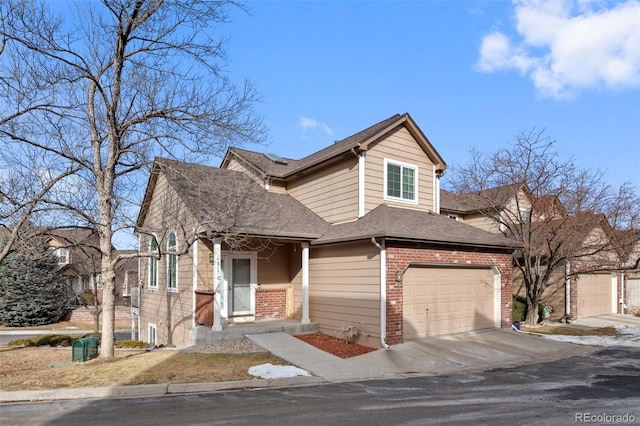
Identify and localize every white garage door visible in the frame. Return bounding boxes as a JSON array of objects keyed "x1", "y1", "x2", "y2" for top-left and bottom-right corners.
[
  {"x1": 625, "y1": 278, "x2": 640, "y2": 312},
  {"x1": 403, "y1": 266, "x2": 496, "y2": 340},
  {"x1": 577, "y1": 273, "x2": 614, "y2": 318}
]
